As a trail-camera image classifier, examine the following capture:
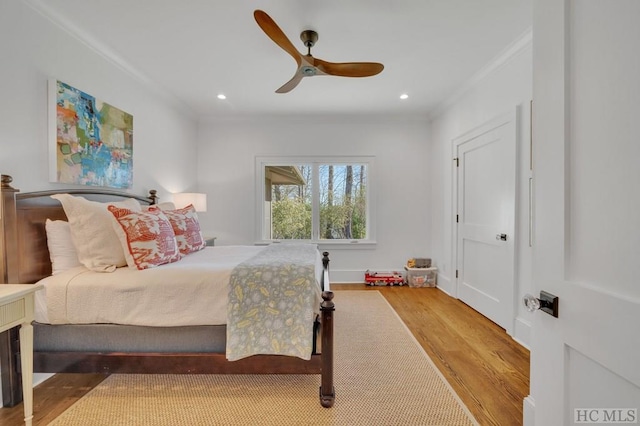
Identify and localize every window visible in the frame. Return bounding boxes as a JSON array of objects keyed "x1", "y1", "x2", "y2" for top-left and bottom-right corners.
[{"x1": 256, "y1": 156, "x2": 375, "y2": 246}]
